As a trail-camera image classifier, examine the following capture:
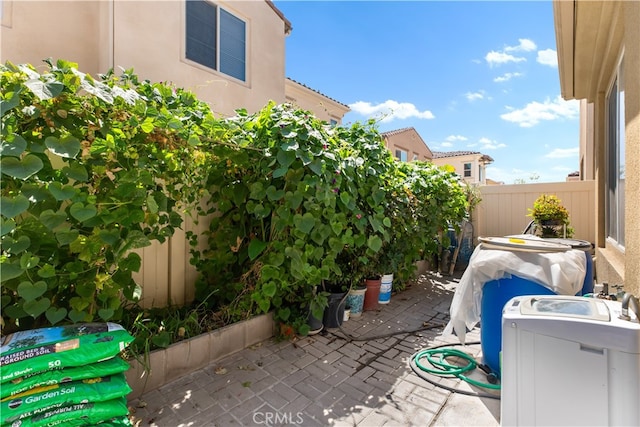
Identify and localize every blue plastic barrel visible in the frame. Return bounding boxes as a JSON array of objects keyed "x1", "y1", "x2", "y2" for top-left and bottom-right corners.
[{"x1": 480, "y1": 276, "x2": 556, "y2": 377}]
